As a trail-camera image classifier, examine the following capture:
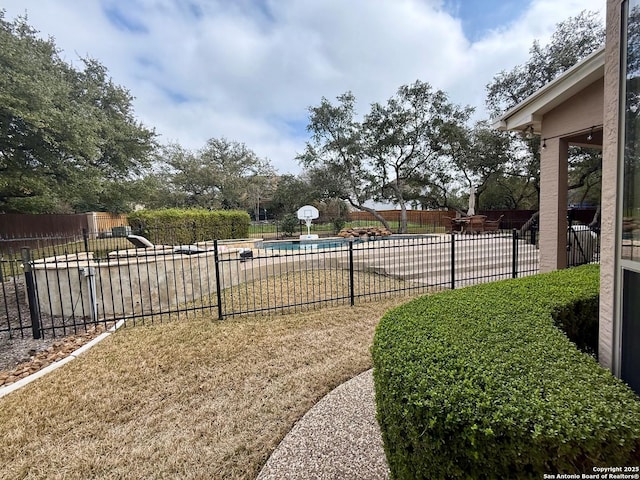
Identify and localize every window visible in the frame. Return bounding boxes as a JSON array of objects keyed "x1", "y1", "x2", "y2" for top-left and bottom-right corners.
[
  {"x1": 622, "y1": 0, "x2": 640, "y2": 261},
  {"x1": 620, "y1": 0, "x2": 640, "y2": 395}
]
